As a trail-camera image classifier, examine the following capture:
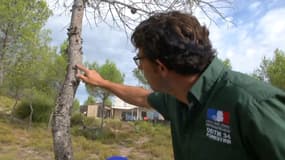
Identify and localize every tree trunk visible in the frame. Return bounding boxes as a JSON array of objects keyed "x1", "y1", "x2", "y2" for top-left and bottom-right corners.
[
  {"x1": 52, "y1": 0, "x2": 84, "y2": 160},
  {"x1": 10, "y1": 97, "x2": 18, "y2": 119},
  {"x1": 0, "y1": 27, "x2": 10, "y2": 85},
  {"x1": 100, "y1": 100, "x2": 105, "y2": 129},
  {"x1": 28, "y1": 103, "x2": 33, "y2": 130},
  {"x1": 48, "y1": 110, "x2": 53, "y2": 129}
]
